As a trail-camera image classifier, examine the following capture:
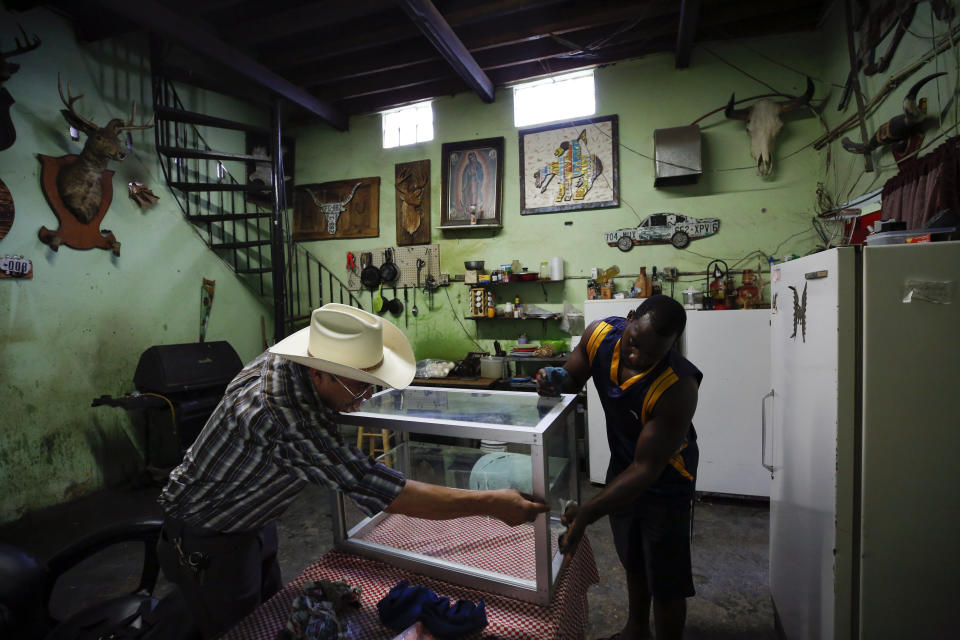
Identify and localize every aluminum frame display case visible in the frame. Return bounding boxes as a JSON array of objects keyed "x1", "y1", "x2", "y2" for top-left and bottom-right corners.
[{"x1": 333, "y1": 387, "x2": 579, "y2": 605}]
